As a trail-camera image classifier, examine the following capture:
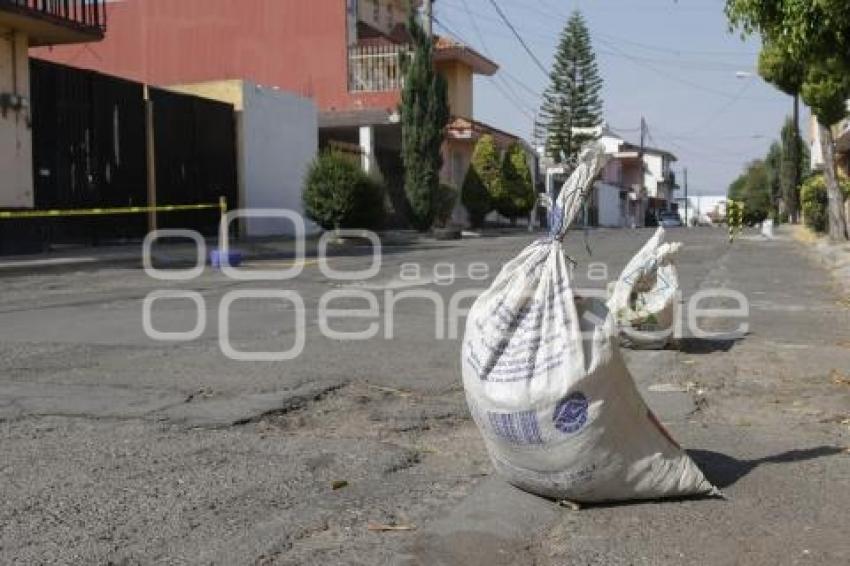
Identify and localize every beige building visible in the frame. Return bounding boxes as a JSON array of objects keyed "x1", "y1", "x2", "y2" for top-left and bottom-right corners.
[{"x1": 0, "y1": 0, "x2": 105, "y2": 209}]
